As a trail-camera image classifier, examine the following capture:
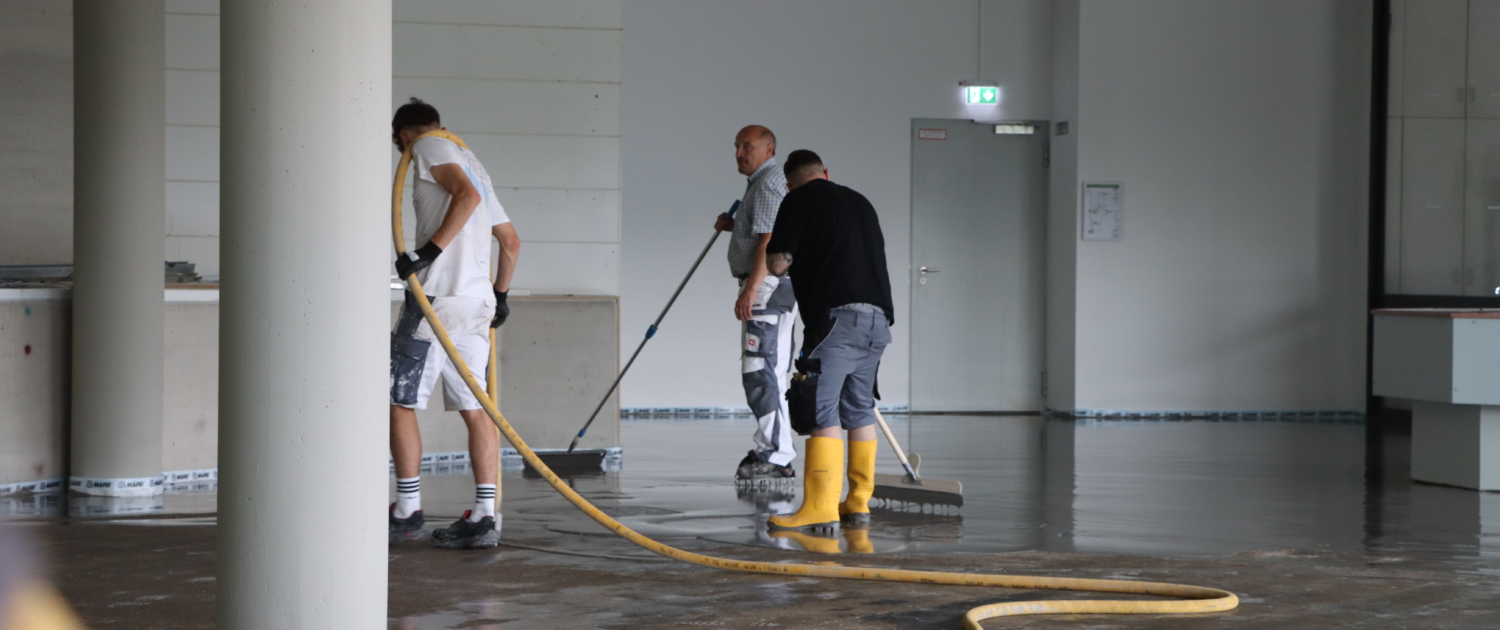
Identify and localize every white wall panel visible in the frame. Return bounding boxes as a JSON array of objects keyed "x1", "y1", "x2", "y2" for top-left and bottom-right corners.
[
  {"x1": 392, "y1": 2, "x2": 622, "y2": 298},
  {"x1": 165, "y1": 236, "x2": 219, "y2": 276},
  {"x1": 166, "y1": 181, "x2": 220, "y2": 237},
  {"x1": 1464, "y1": 119, "x2": 1500, "y2": 294},
  {"x1": 464, "y1": 134, "x2": 618, "y2": 190},
  {"x1": 395, "y1": 0, "x2": 622, "y2": 29},
  {"x1": 165, "y1": 126, "x2": 220, "y2": 182},
  {"x1": 165, "y1": 70, "x2": 220, "y2": 126},
  {"x1": 394, "y1": 23, "x2": 620, "y2": 83},
  {"x1": 393, "y1": 77, "x2": 619, "y2": 136},
  {"x1": 165, "y1": 0, "x2": 218, "y2": 15},
  {"x1": 494, "y1": 188, "x2": 619, "y2": 243},
  {"x1": 165, "y1": 13, "x2": 218, "y2": 70},
  {"x1": 507, "y1": 243, "x2": 617, "y2": 295},
  {"x1": 1402, "y1": 0, "x2": 1467, "y2": 118},
  {"x1": 1400, "y1": 118, "x2": 1466, "y2": 294},
  {"x1": 0, "y1": 0, "x2": 72, "y2": 266},
  {"x1": 1468, "y1": 0, "x2": 1500, "y2": 119}
]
